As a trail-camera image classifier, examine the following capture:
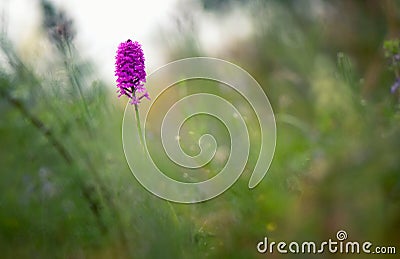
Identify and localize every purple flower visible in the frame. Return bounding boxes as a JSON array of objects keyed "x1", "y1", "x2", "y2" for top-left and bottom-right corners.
[
  {"x1": 115, "y1": 39, "x2": 149, "y2": 104},
  {"x1": 391, "y1": 77, "x2": 400, "y2": 94}
]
